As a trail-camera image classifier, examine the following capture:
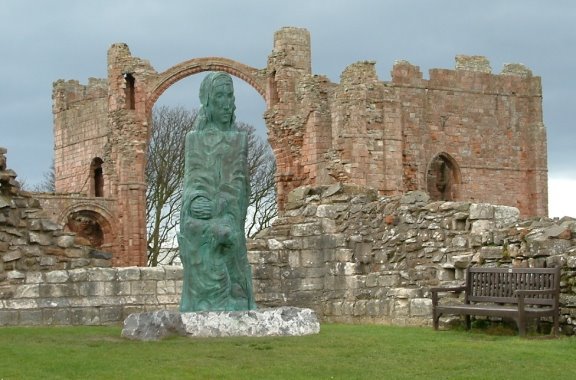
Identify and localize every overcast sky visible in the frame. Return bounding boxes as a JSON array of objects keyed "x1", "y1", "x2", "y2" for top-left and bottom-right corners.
[{"x1": 1, "y1": 0, "x2": 574, "y2": 217}]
